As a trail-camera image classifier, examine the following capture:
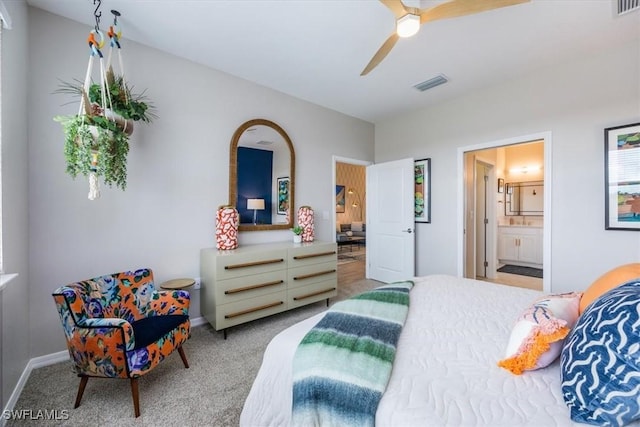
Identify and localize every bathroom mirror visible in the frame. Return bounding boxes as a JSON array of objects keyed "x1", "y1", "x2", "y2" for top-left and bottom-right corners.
[
  {"x1": 505, "y1": 181, "x2": 544, "y2": 216},
  {"x1": 229, "y1": 119, "x2": 295, "y2": 231}
]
